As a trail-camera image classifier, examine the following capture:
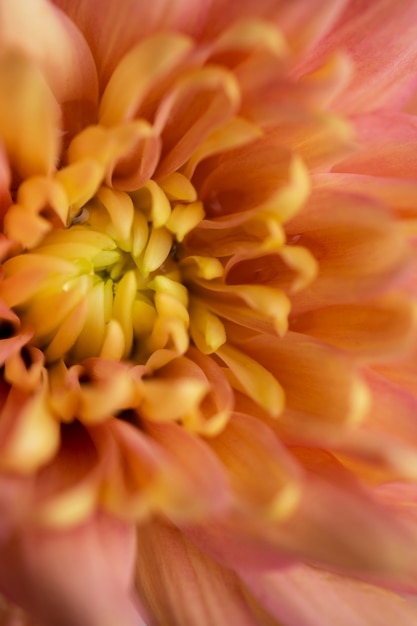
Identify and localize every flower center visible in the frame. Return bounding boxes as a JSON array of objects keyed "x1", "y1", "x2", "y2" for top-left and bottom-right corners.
[{"x1": 0, "y1": 177, "x2": 205, "y2": 366}]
